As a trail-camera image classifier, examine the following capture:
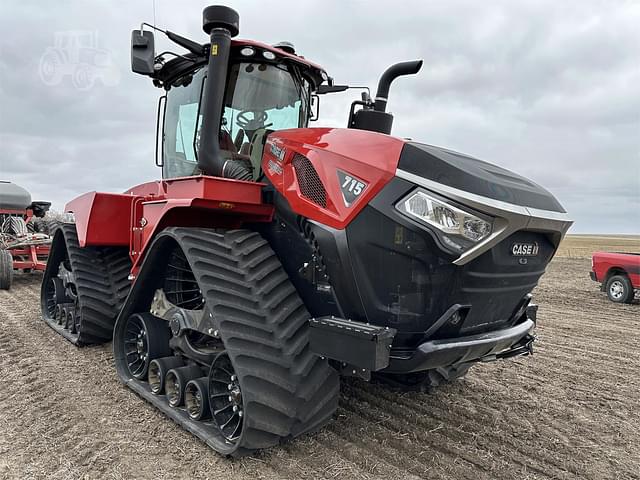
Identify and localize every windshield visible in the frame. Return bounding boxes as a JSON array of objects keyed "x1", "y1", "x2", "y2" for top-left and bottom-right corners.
[
  {"x1": 162, "y1": 62, "x2": 309, "y2": 179},
  {"x1": 220, "y1": 62, "x2": 308, "y2": 154}
]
